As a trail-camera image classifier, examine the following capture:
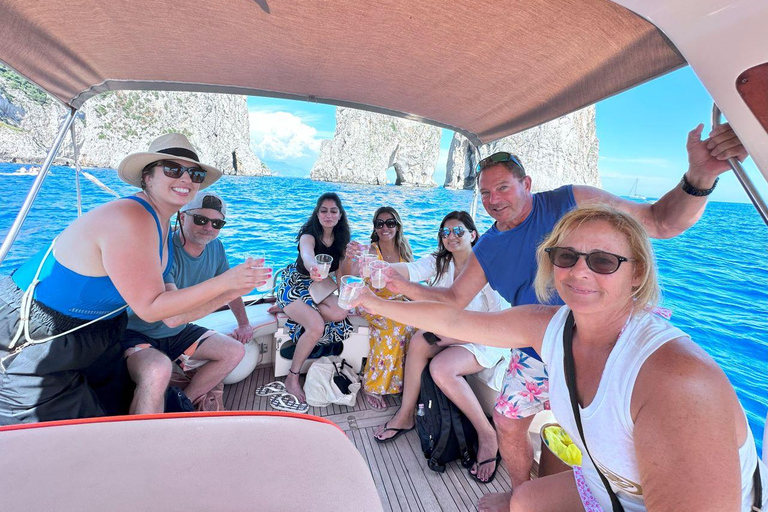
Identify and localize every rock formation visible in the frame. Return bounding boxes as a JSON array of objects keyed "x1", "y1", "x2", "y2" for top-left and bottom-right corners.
[
  {"x1": 0, "y1": 66, "x2": 269, "y2": 175},
  {"x1": 445, "y1": 106, "x2": 600, "y2": 191},
  {"x1": 310, "y1": 107, "x2": 441, "y2": 186}
]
